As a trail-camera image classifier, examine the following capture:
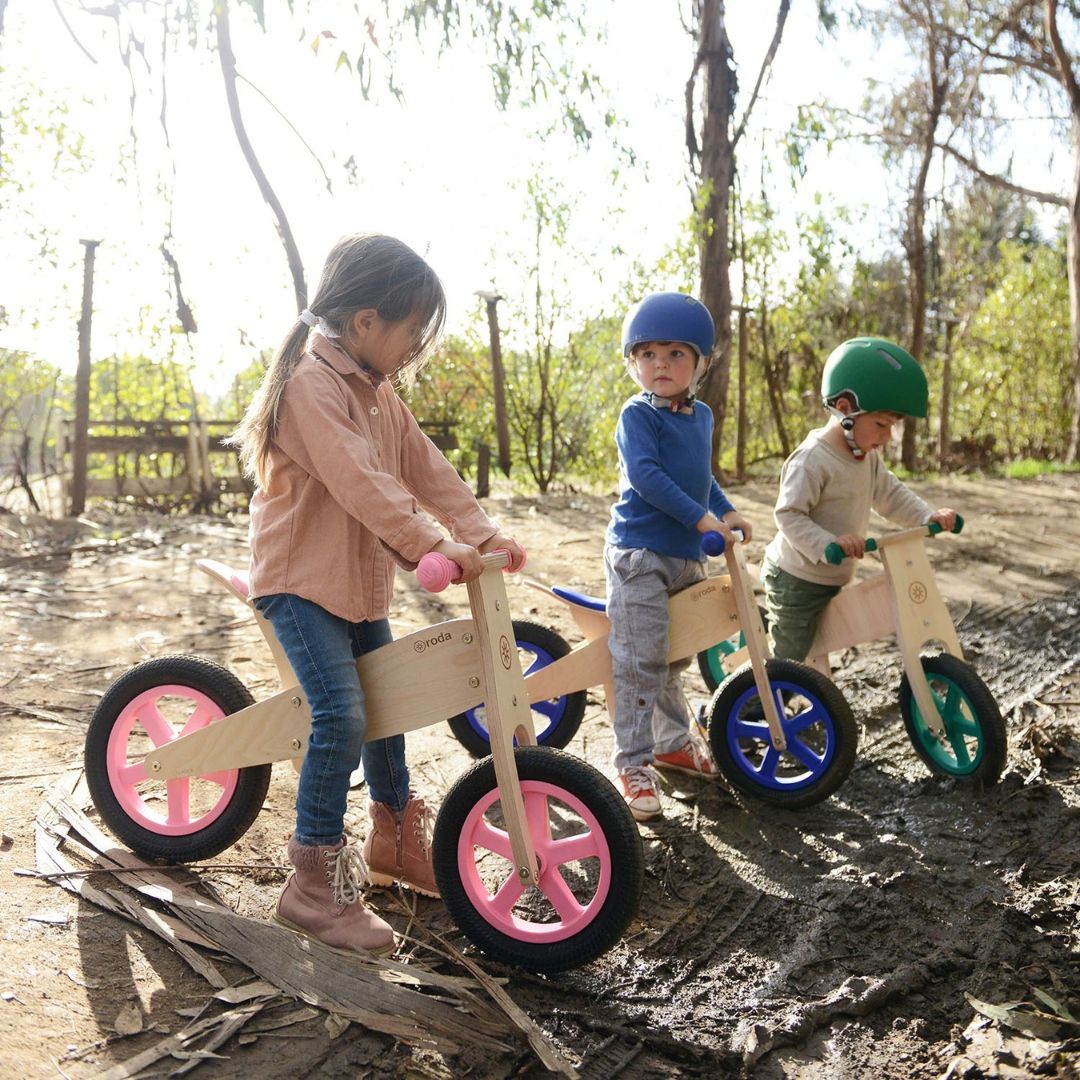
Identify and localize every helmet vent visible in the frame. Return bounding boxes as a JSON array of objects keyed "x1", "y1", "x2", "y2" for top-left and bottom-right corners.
[{"x1": 877, "y1": 348, "x2": 902, "y2": 370}]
